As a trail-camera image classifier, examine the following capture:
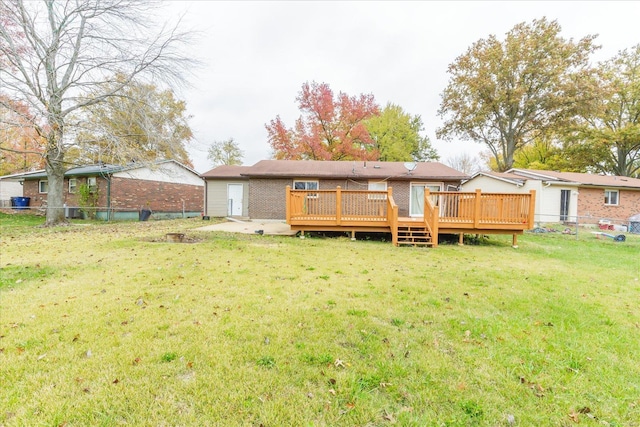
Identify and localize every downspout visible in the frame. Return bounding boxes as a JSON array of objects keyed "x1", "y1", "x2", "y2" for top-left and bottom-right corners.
[
  {"x1": 106, "y1": 176, "x2": 112, "y2": 221},
  {"x1": 203, "y1": 177, "x2": 207, "y2": 217}
]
